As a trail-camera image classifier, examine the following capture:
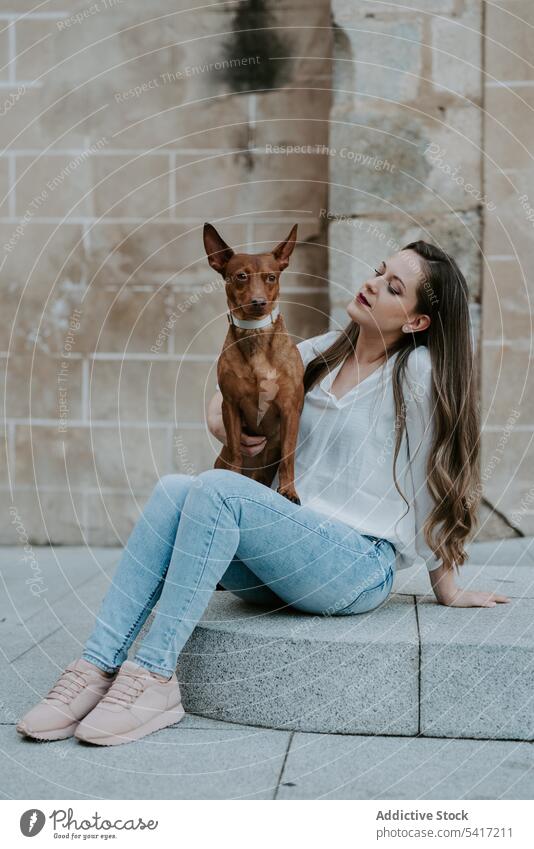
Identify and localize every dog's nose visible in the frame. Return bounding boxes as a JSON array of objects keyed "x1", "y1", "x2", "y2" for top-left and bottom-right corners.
[{"x1": 251, "y1": 298, "x2": 267, "y2": 307}]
